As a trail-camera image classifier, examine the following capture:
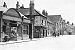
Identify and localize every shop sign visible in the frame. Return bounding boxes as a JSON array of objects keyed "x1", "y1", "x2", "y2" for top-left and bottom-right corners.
[{"x1": 3, "y1": 15, "x2": 21, "y2": 22}]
